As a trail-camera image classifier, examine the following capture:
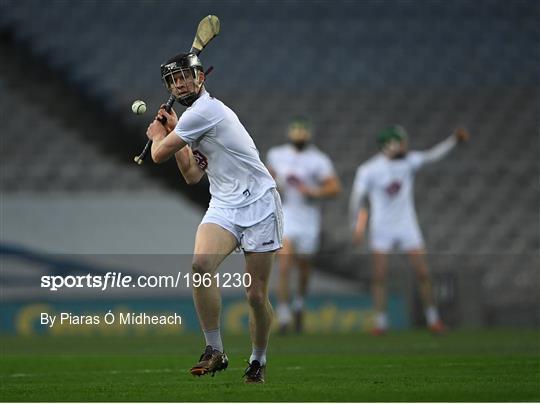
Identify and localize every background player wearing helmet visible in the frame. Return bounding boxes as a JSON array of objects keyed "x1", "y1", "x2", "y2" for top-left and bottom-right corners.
[
  {"x1": 266, "y1": 118, "x2": 341, "y2": 333},
  {"x1": 349, "y1": 125, "x2": 470, "y2": 335},
  {"x1": 147, "y1": 53, "x2": 282, "y2": 383}
]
